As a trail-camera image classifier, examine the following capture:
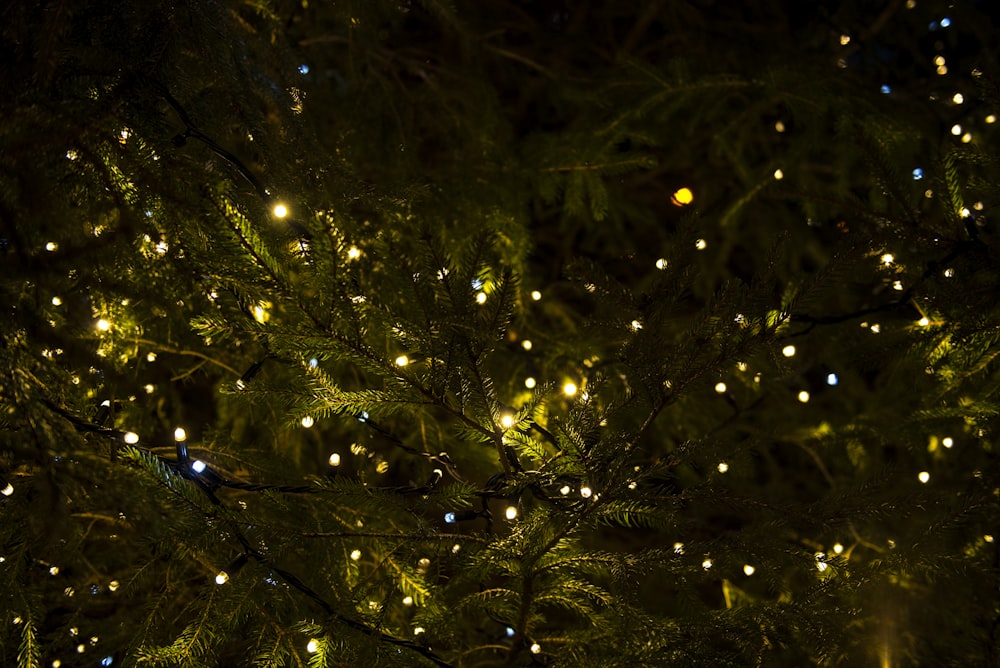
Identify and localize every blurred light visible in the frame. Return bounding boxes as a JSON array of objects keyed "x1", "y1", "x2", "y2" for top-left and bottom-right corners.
[
  {"x1": 839, "y1": 34, "x2": 850, "y2": 45},
  {"x1": 402, "y1": 596, "x2": 413, "y2": 606},
  {"x1": 51, "y1": 296, "x2": 62, "y2": 306},
  {"x1": 987, "y1": 114, "x2": 997, "y2": 124},
  {"x1": 531, "y1": 290, "x2": 542, "y2": 300},
  {"x1": 306, "y1": 639, "x2": 319, "y2": 653},
  {"x1": 717, "y1": 462, "x2": 729, "y2": 473},
  {"x1": 743, "y1": 564, "x2": 755, "y2": 576},
  {"x1": 530, "y1": 643, "x2": 541, "y2": 654},
  {"x1": 563, "y1": 382, "x2": 578, "y2": 397},
  {"x1": 655, "y1": 258, "x2": 668, "y2": 270},
  {"x1": 942, "y1": 437, "x2": 954, "y2": 448},
  {"x1": 702, "y1": 558, "x2": 713, "y2": 570},
  {"x1": 580, "y1": 486, "x2": 593, "y2": 498},
  {"x1": 952, "y1": 93, "x2": 964, "y2": 104},
  {"x1": 773, "y1": 168, "x2": 784, "y2": 180},
  {"x1": 500, "y1": 414, "x2": 514, "y2": 429},
  {"x1": 912, "y1": 168, "x2": 923, "y2": 180},
  {"x1": 191, "y1": 460, "x2": 206, "y2": 473},
  {"x1": 414, "y1": 627, "x2": 425, "y2": 635},
  {"x1": 350, "y1": 549, "x2": 362, "y2": 561},
  {"x1": 918, "y1": 317, "x2": 930, "y2": 326},
  {"x1": 123, "y1": 432, "x2": 139, "y2": 445},
  {"x1": 782, "y1": 345, "x2": 796, "y2": 357},
  {"x1": 96, "y1": 319, "x2": 111, "y2": 332},
  {"x1": 395, "y1": 355, "x2": 409, "y2": 367},
  {"x1": 215, "y1": 571, "x2": 229, "y2": 585},
  {"x1": 1, "y1": 483, "x2": 12, "y2": 497},
  {"x1": 714, "y1": 382, "x2": 727, "y2": 393},
  {"x1": 671, "y1": 187, "x2": 694, "y2": 206},
  {"x1": 695, "y1": 238, "x2": 707, "y2": 250},
  {"x1": 475, "y1": 292, "x2": 487, "y2": 304},
  {"x1": 524, "y1": 377, "x2": 537, "y2": 389},
  {"x1": 951, "y1": 124, "x2": 962, "y2": 136},
  {"x1": 444, "y1": 512, "x2": 456, "y2": 523},
  {"x1": 775, "y1": 120, "x2": 786, "y2": 132},
  {"x1": 347, "y1": 246, "x2": 361, "y2": 260},
  {"x1": 673, "y1": 542, "x2": 684, "y2": 554},
  {"x1": 559, "y1": 485, "x2": 571, "y2": 495},
  {"x1": 328, "y1": 452, "x2": 341, "y2": 466},
  {"x1": 826, "y1": 373, "x2": 839, "y2": 386},
  {"x1": 272, "y1": 203, "x2": 288, "y2": 218},
  {"x1": 940, "y1": 17, "x2": 951, "y2": 27},
  {"x1": 521, "y1": 339, "x2": 532, "y2": 350},
  {"x1": 881, "y1": 84, "x2": 891, "y2": 94},
  {"x1": 630, "y1": 320, "x2": 642, "y2": 331},
  {"x1": 505, "y1": 505, "x2": 518, "y2": 520},
  {"x1": 881, "y1": 253, "x2": 894, "y2": 265},
  {"x1": 918, "y1": 471, "x2": 930, "y2": 483},
  {"x1": 300, "y1": 416, "x2": 314, "y2": 428},
  {"x1": 174, "y1": 427, "x2": 187, "y2": 442},
  {"x1": 298, "y1": 64, "x2": 310, "y2": 74},
  {"x1": 797, "y1": 390, "x2": 810, "y2": 403},
  {"x1": 832, "y1": 543, "x2": 844, "y2": 554}
]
